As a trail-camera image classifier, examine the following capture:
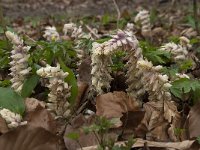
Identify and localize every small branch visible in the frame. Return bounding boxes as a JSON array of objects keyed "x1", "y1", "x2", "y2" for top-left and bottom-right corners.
[
  {"x1": 77, "y1": 139, "x2": 196, "y2": 150},
  {"x1": 193, "y1": 0, "x2": 199, "y2": 34},
  {"x1": 85, "y1": 24, "x2": 100, "y2": 39},
  {"x1": 80, "y1": 21, "x2": 100, "y2": 39},
  {"x1": 112, "y1": 0, "x2": 121, "y2": 29}
]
